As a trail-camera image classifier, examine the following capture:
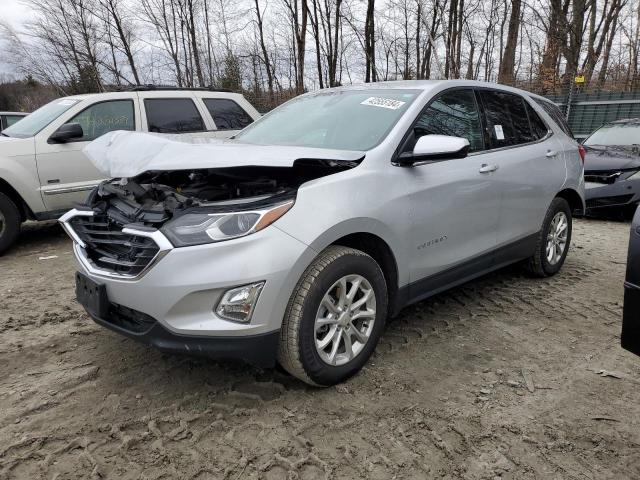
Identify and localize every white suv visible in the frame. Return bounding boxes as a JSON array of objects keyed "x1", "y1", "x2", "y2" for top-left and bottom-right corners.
[{"x1": 0, "y1": 87, "x2": 260, "y2": 253}]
